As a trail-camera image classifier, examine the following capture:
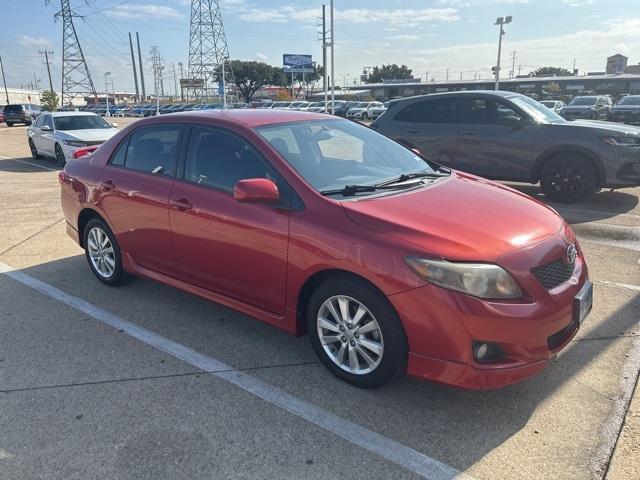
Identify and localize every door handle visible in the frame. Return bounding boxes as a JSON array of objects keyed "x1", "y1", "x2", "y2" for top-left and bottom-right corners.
[
  {"x1": 406, "y1": 128, "x2": 419, "y2": 133},
  {"x1": 461, "y1": 131, "x2": 476, "y2": 136},
  {"x1": 171, "y1": 198, "x2": 193, "y2": 212},
  {"x1": 100, "y1": 180, "x2": 115, "y2": 191}
]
